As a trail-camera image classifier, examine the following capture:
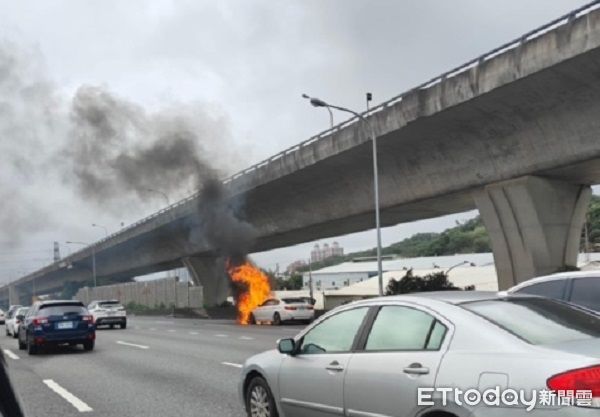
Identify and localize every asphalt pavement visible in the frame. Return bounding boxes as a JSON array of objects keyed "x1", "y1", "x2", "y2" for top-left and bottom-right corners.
[{"x1": 0, "y1": 316, "x2": 304, "y2": 417}]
